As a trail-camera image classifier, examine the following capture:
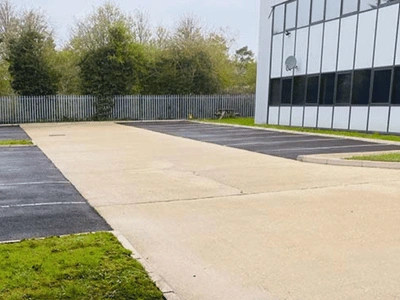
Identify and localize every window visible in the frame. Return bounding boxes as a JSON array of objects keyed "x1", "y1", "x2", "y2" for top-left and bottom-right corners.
[
  {"x1": 311, "y1": 0, "x2": 325, "y2": 23},
  {"x1": 352, "y1": 70, "x2": 371, "y2": 105},
  {"x1": 360, "y1": 0, "x2": 379, "y2": 11},
  {"x1": 336, "y1": 73, "x2": 352, "y2": 104},
  {"x1": 286, "y1": 1, "x2": 297, "y2": 30},
  {"x1": 326, "y1": 0, "x2": 341, "y2": 20},
  {"x1": 372, "y1": 69, "x2": 392, "y2": 103},
  {"x1": 297, "y1": 0, "x2": 311, "y2": 27},
  {"x1": 320, "y1": 73, "x2": 335, "y2": 105},
  {"x1": 281, "y1": 79, "x2": 293, "y2": 104},
  {"x1": 273, "y1": 4, "x2": 285, "y2": 34},
  {"x1": 342, "y1": 0, "x2": 358, "y2": 15},
  {"x1": 269, "y1": 79, "x2": 281, "y2": 105},
  {"x1": 391, "y1": 67, "x2": 400, "y2": 104},
  {"x1": 306, "y1": 76, "x2": 319, "y2": 103},
  {"x1": 293, "y1": 76, "x2": 306, "y2": 105}
]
